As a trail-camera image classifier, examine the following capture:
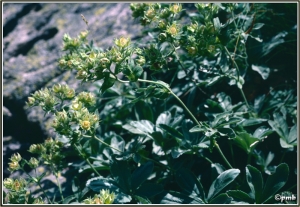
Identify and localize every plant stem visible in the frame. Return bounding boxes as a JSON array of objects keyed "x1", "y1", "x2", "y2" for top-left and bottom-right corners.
[
  {"x1": 214, "y1": 141, "x2": 233, "y2": 169},
  {"x1": 116, "y1": 77, "x2": 202, "y2": 127},
  {"x1": 24, "y1": 169, "x2": 51, "y2": 204},
  {"x1": 229, "y1": 141, "x2": 237, "y2": 168},
  {"x1": 93, "y1": 135, "x2": 123, "y2": 153},
  {"x1": 140, "y1": 155, "x2": 172, "y2": 171},
  {"x1": 137, "y1": 78, "x2": 202, "y2": 128},
  {"x1": 73, "y1": 143, "x2": 101, "y2": 176},
  {"x1": 53, "y1": 172, "x2": 64, "y2": 202},
  {"x1": 224, "y1": 46, "x2": 250, "y2": 109}
]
